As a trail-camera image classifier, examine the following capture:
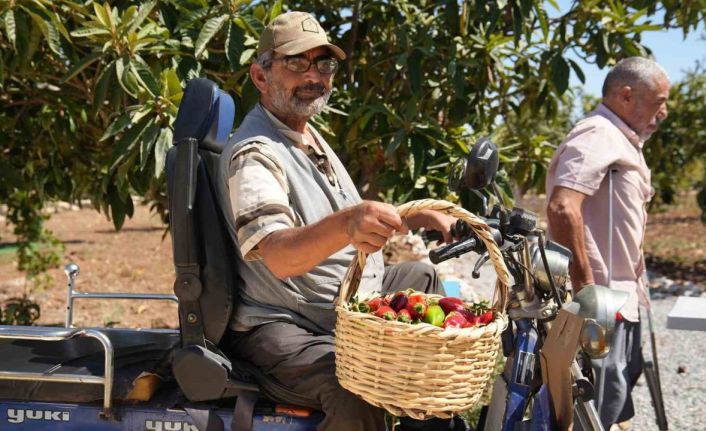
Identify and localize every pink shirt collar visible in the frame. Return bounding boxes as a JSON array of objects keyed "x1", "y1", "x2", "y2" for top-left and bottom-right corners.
[{"x1": 594, "y1": 103, "x2": 644, "y2": 150}]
